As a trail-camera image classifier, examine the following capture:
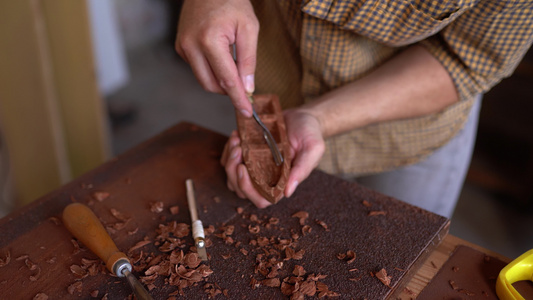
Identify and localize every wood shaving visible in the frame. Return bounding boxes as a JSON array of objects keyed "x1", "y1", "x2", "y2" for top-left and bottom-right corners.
[
  {"x1": 90, "y1": 290, "x2": 99, "y2": 297},
  {"x1": 0, "y1": 250, "x2": 10, "y2": 267},
  {"x1": 291, "y1": 211, "x2": 309, "y2": 225},
  {"x1": 337, "y1": 250, "x2": 356, "y2": 263},
  {"x1": 71, "y1": 239, "x2": 81, "y2": 254},
  {"x1": 33, "y1": 293, "x2": 48, "y2": 300},
  {"x1": 236, "y1": 207, "x2": 244, "y2": 214},
  {"x1": 46, "y1": 257, "x2": 56, "y2": 264},
  {"x1": 67, "y1": 281, "x2": 83, "y2": 295},
  {"x1": 92, "y1": 191, "x2": 109, "y2": 202},
  {"x1": 362, "y1": 200, "x2": 372, "y2": 207},
  {"x1": 452, "y1": 266, "x2": 459, "y2": 272},
  {"x1": 375, "y1": 268, "x2": 391, "y2": 287},
  {"x1": 315, "y1": 219, "x2": 329, "y2": 231},
  {"x1": 150, "y1": 201, "x2": 164, "y2": 213},
  {"x1": 169, "y1": 206, "x2": 179, "y2": 215},
  {"x1": 458, "y1": 289, "x2": 475, "y2": 296},
  {"x1": 261, "y1": 278, "x2": 281, "y2": 287},
  {"x1": 368, "y1": 211, "x2": 386, "y2": 216},
  {"x1": 449, "y1": 280, "x2": 459, "y2": 290}
]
